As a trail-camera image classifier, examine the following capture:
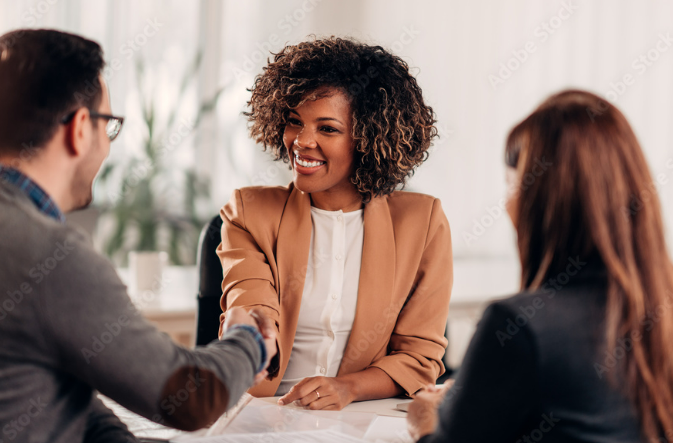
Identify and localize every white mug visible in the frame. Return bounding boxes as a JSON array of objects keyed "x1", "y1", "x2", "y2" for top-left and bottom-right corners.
[{"x1": 128, "y1": 251, "x2": 168, "y2": 299}]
